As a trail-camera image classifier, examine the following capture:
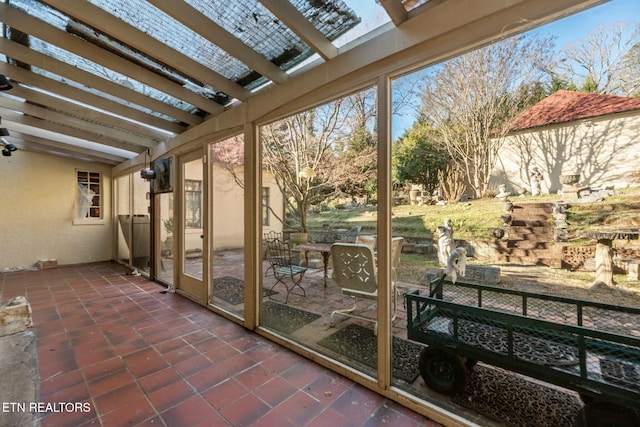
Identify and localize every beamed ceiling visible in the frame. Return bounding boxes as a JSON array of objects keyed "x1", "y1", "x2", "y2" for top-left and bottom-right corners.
[{"x1": 0, "y1": 0, "x2": 606, "y2": 166}]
